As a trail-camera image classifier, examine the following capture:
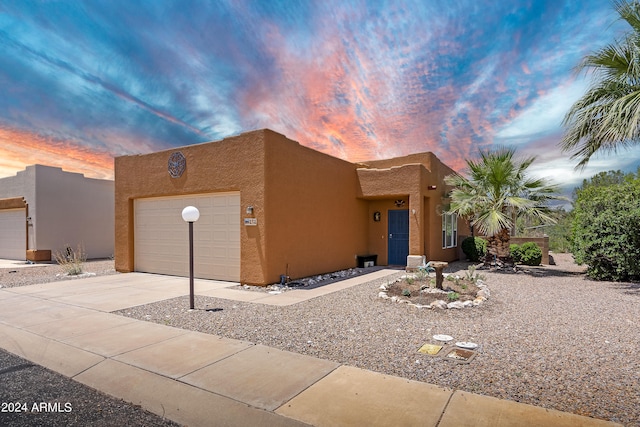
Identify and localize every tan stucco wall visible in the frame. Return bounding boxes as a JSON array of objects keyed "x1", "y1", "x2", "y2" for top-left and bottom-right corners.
[
  {"x1": 359, "y1": 152, "x2": 433, "y2": 171},
  {"x1": 116, "y1": 129, "x2": 371, "y2": 285},
  {"x1": 262, "y1": 131, "x2": 369, "y2": 281},
  {"x1": 115, "y1": 130, "x2": 268, "y2": 284},
  {"x1": 115, "y1": 128, "x2": 467, "y2": 284}
]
